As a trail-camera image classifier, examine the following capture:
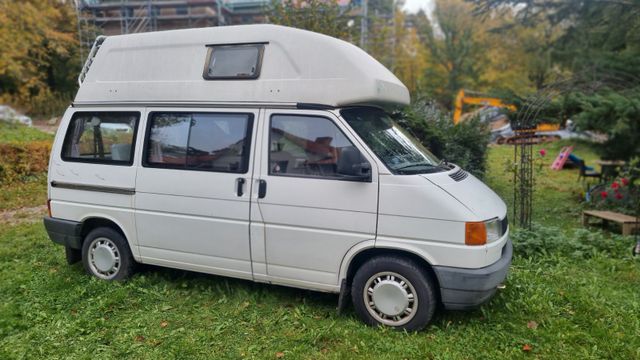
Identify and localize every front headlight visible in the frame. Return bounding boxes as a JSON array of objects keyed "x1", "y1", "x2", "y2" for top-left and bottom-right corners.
[
  {"x1": 484, "y1": 218, "x2": 502, "y2": 242},
  {"x1": 465, "y1": 217, "x2": 503, "y2": 246}
]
